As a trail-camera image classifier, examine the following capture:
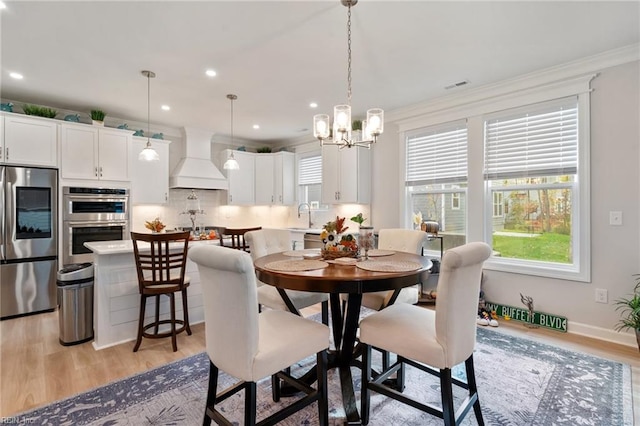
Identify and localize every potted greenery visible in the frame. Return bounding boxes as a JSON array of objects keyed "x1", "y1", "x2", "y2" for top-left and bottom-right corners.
[
  {"x1": 256, "y1": 147, "x2": 272, "y2": 153},
  {"x1": 90, "y1": 109, "x2": 106, "y2": 126},
  {"x1": 614, "y1": 274, "x2": 640, "y2": 351},
  {"x1": 22, "y1": 104, "x2": 57, "y2": 118}
]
